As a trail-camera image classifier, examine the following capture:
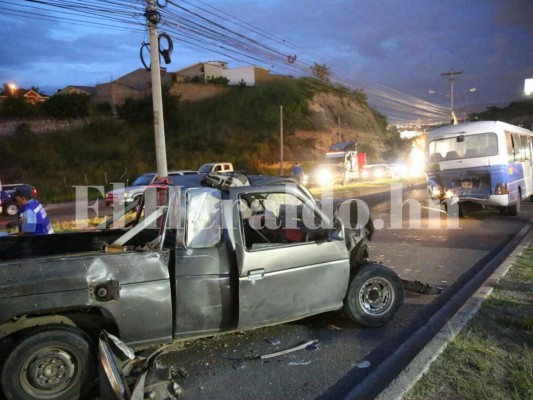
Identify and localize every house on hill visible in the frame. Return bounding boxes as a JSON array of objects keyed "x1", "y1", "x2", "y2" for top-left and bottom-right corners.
[
  {"x1": 0, "y1": 83, "x2": 49, "y2": 104},
  {"x1": 171, "y1": 61, "x2": 291, "y2": 102},
  {"x1": 175, "y1": 61, "x2": 290, "y2": 86},
  {"x1": 53, "y1": 62, "x2": 291, "y2": 110},
  {"x1": 56, "y1": 68, "x2": 174, "y2": 113}
]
